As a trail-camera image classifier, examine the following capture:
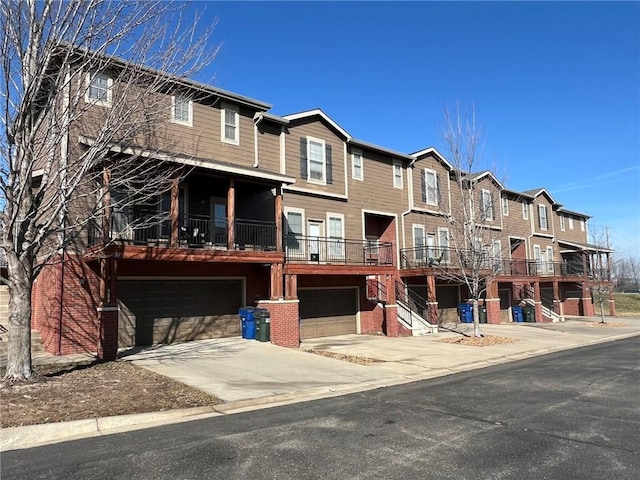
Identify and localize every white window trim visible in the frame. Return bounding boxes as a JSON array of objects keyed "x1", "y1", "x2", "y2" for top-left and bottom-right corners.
[
  {"x1": 327, "y1": 212, "x2": 345, "y2": 259},
  {"x1": 580, "y1": 219, "x2": 585, "y2": 232},
  {"x1": 502, "y1": 197, "x2": 509, "y2": 216},
  {"x1": 351, "y1": 148, "x2": 363, "y2": 181},
  {"x1": 413, "y1": 224, "x2": 425, "y2": 262},
  {"x1": 538, "y1": 204, "x2": 548, "y2": 230},
  {"x1": 221, "y1": 103, "x2": 239, "y2": 145},
  {"x1": 171, "y1": 95, "x2": 193, "y2": 127},
  {"x1": 326, "y1": 212, "x2": 345, "y2": 239},
  {"x1": 424, "y1": 168, "x2": 438, "y2": 206},
  {"x1": 284, "y1": 207, "x2": 305, "y2": 256},
  {"x1": 481, "y1": 189, "x2": 494, "y2": 221},
  {"x1": 412, "y1": 224, "x2": 425, "y2": 248},
  {"x1": 437, "y1": 227, "x2": 450, "y2": 263},
  {"x1": 560, "y1": 215, "x2": 565, "y2": 231},
  {"x1": 306, "y1": 135, "x2": 327, "y2": 186},
  {"x1": 568, "y1": 217, "x2": 574, "y2": 230},
  {"x1": 393, "y1": 160, "x2": 403, "y2": 189},
  {"x1": 522, "y1": 202, "x2": 529, "y2": 220},
  {"x1": 85, "y1": 71, "x2": 113, "y2": 107}
]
